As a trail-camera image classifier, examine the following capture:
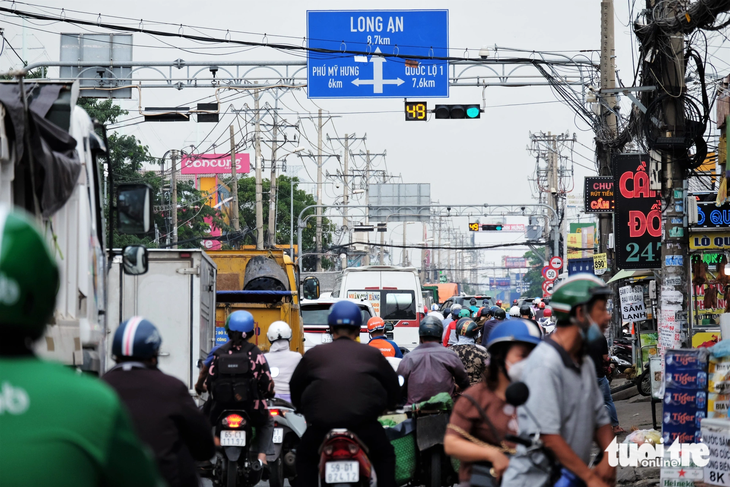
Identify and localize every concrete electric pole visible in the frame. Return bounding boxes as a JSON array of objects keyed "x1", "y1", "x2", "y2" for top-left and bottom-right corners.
[
  {"x1": 254, "y1": 89, "x2": 264, "y2": 250},
  {"x1": 229, "y1": 125, "x2": 240, "y2": 234},
  {"x1": 267, "y1": 115, "x2": 279, "y2": 248},
  {"x1": 170, "y1": 149, "x2": 179, "y2": 249}
]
